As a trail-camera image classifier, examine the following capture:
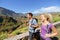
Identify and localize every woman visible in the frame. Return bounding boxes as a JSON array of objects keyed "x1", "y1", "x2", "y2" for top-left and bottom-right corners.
[{"x1": 40, "y1": 14, "x2": 58, "y2": 40}]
